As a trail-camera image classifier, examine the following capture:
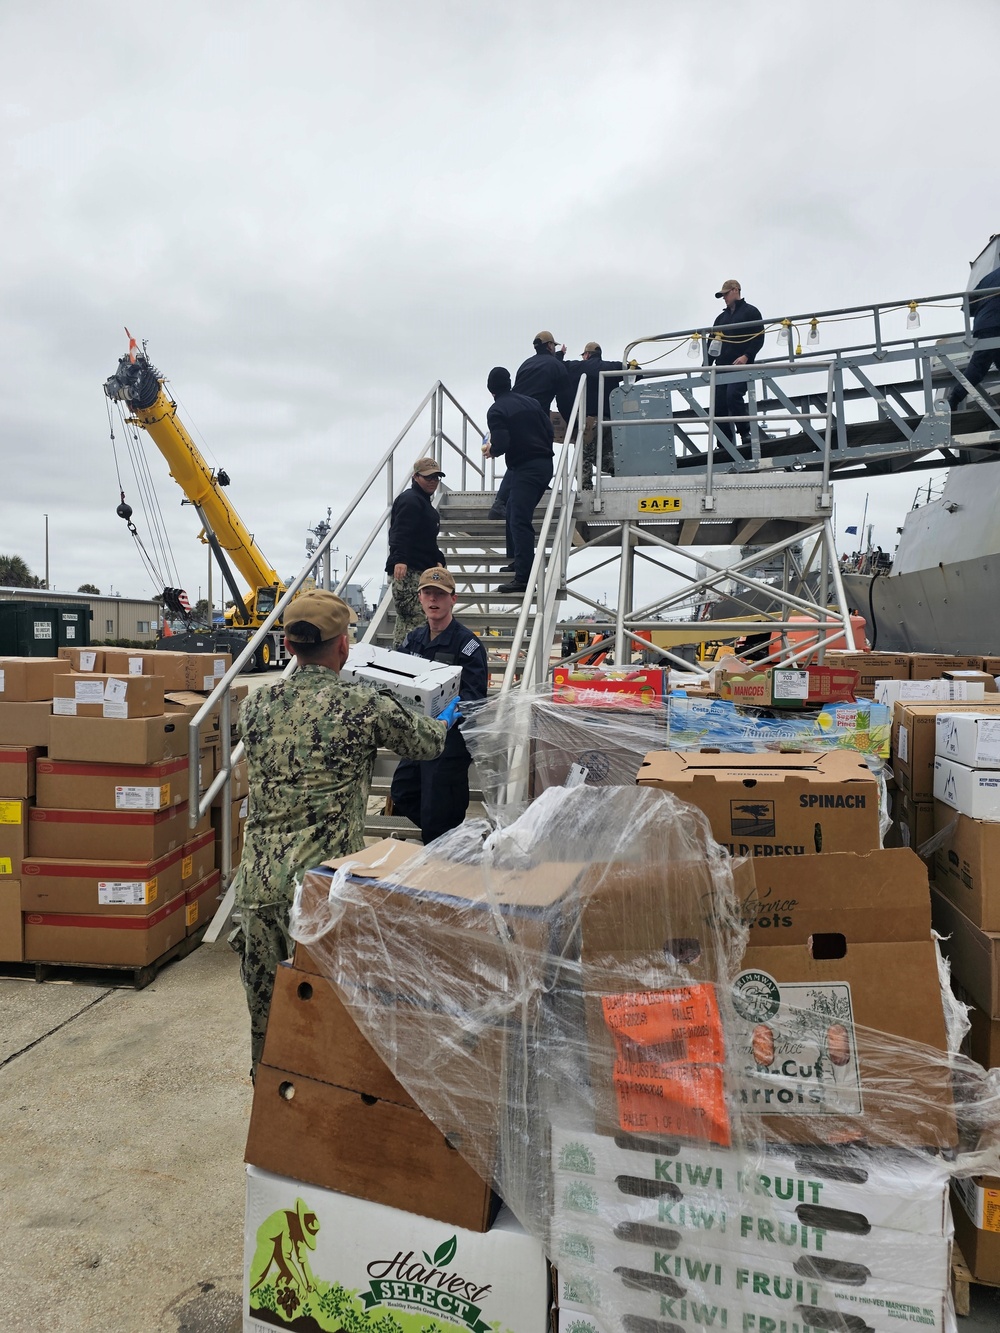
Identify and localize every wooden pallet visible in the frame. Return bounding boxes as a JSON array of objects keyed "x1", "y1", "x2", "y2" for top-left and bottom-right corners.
[{"x1": 3, "y1": 925, "x2": 208, "y2": 991}]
